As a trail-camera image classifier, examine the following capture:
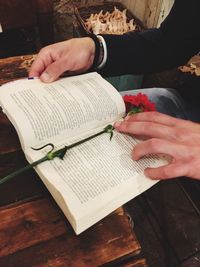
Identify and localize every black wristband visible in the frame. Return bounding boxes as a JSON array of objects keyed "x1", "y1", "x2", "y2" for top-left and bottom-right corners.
[{"x1": 87, "y1": 33, "x2": 101, "y2": 70}]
